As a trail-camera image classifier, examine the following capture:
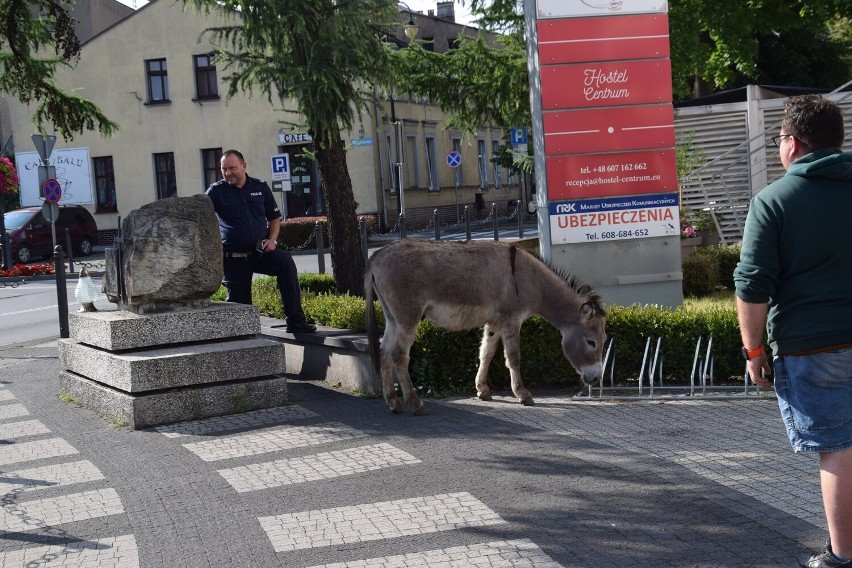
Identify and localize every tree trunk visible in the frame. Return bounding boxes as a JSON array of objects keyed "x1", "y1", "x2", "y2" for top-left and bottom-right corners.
[{"x1": 314, "y1": 127, "x2": 365, "y2": 296}]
